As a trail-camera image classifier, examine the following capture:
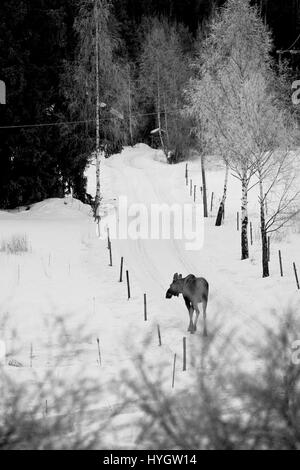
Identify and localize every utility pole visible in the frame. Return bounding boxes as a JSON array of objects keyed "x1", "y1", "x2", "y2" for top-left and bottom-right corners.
[
  {"x1": 156, "y1": 59, "x2": 166, "y2": 156},
  {"x1": 94, "y1": 0, "x2": 101, "y2": 218},
  {"x1": 128, "y1": 65, "x2": 133, "y2": 146},
  {"x1": 0, "y1": 80, "x2": 6, "y2": 105}
]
